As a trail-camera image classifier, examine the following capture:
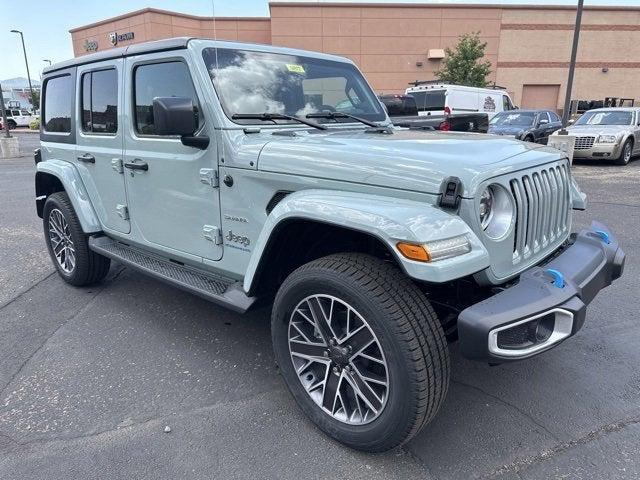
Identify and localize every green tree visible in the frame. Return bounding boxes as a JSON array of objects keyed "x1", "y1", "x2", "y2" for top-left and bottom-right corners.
[{"x1": 435, "y1": 32, "x2": 492, "y2": 87}]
